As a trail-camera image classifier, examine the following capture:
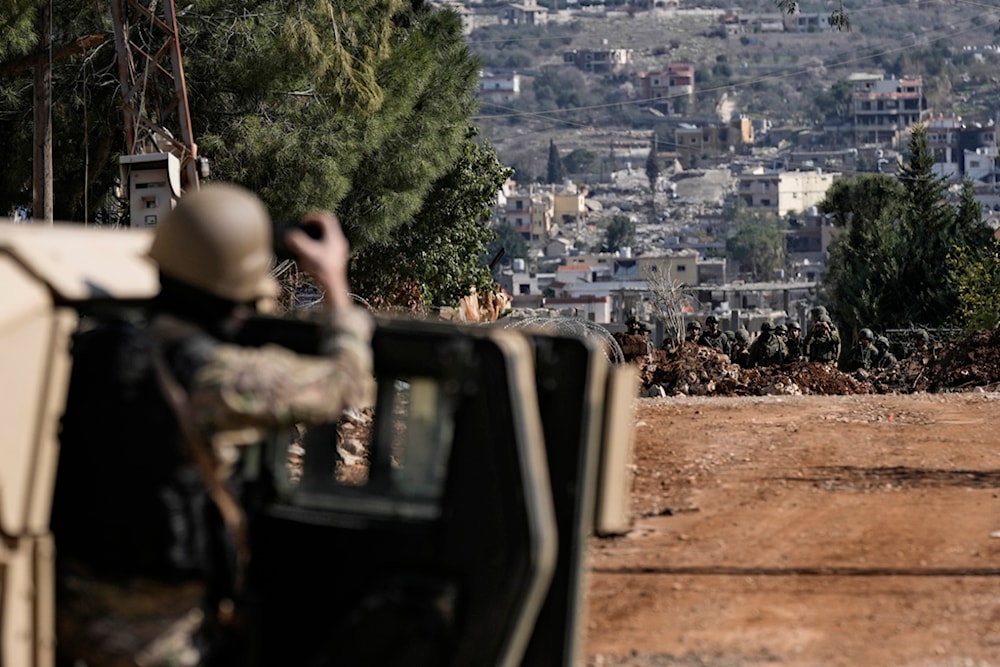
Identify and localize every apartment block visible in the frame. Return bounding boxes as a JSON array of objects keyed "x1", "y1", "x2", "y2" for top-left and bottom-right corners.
[
  {"x1": 637, "y1": 63, "x2": 694, "y2": 111},
  {"x1": 501, "y1": 187, "x2": 553, "y2": 242},
  {"x1": 852, "y1": 75, "x2": 925, "y2": 147},
  {"x1": 675, "y1": 116, "x2": 755, "y2": 161},
  {"x1": 563, "y1": 47, "x2": 633, "y2": 73},
  {"x1": 499, "y1": 0, "x2": 547, "y2": 25},
  {"x1": 478, "y1": 71, "x2": 521, "y2": 103},
  {"x1": 738, "y1": 169, "x2": 839, "y2": 216},
  {"x1": 926, "y1": 116, "x2": 998, "y2": 181}
]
